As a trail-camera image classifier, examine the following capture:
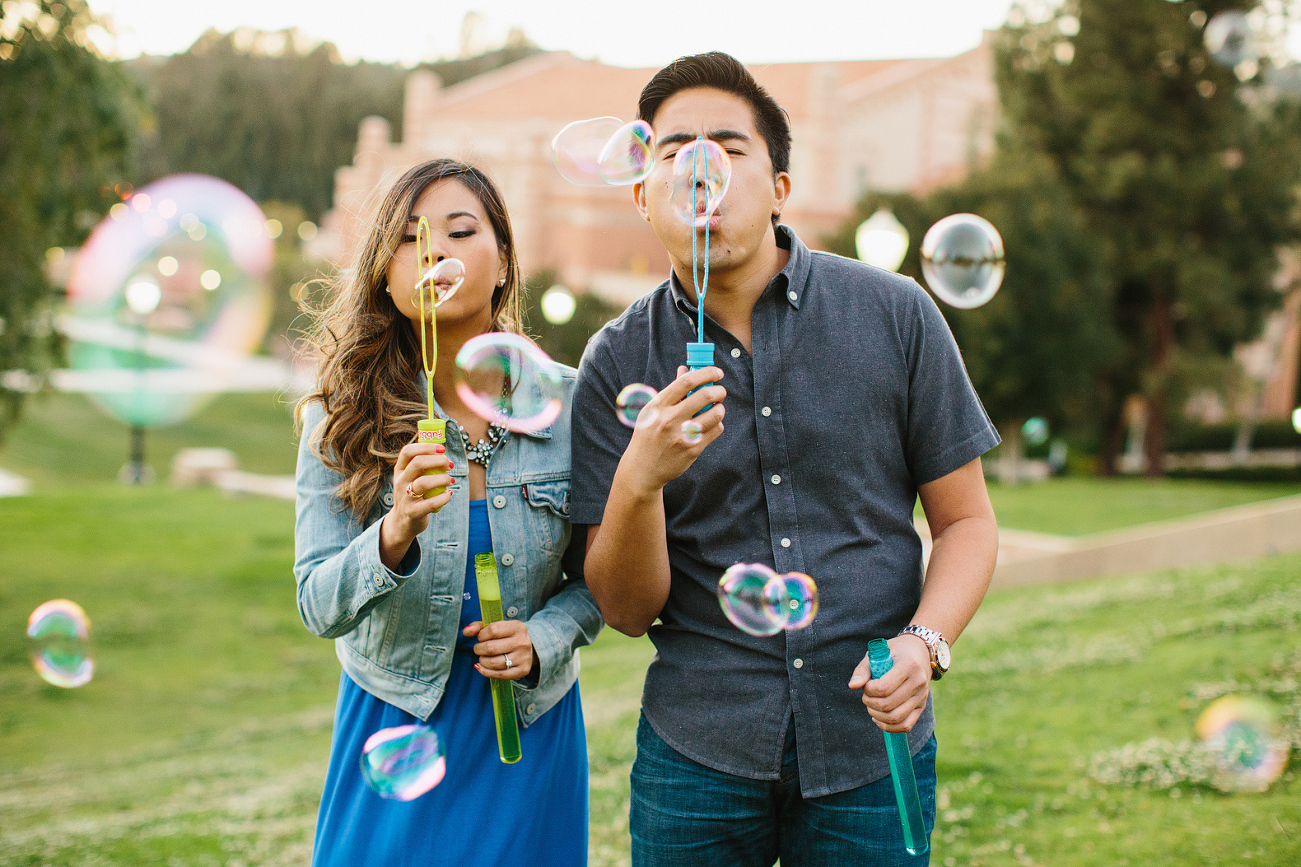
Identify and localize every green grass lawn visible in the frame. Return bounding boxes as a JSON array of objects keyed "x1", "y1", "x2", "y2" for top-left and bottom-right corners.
[
  {"x1": 1, "y1": 488, "x2": 1297, "y2": 865},
  {"x1": 0, "y1": 391, "x2": 300, "y2": 487}
]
